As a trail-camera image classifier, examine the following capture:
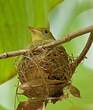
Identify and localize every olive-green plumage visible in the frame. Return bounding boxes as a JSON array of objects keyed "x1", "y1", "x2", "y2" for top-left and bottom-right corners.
[{"x1": 30, "y1": 27, "x2": 55, "y2": 42}]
